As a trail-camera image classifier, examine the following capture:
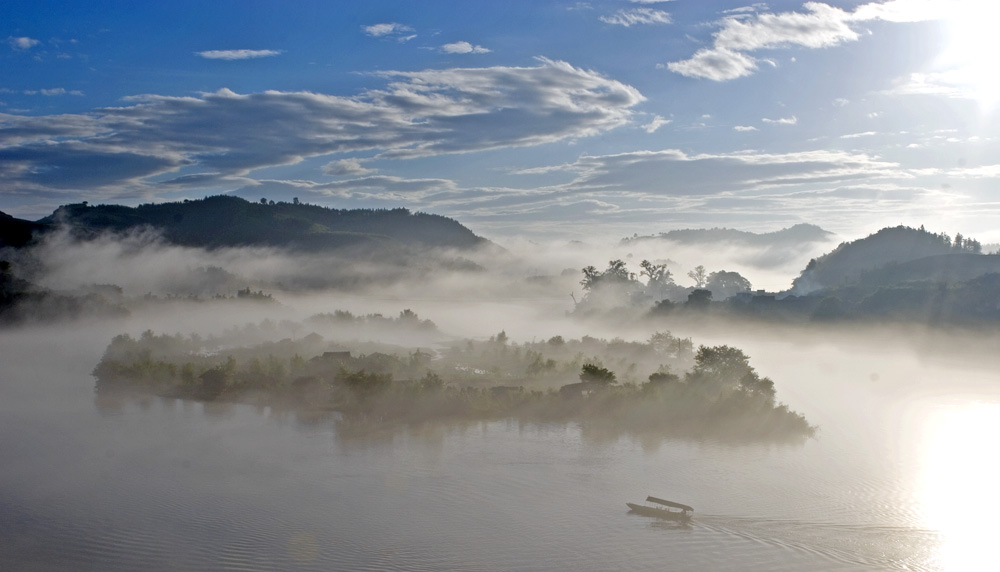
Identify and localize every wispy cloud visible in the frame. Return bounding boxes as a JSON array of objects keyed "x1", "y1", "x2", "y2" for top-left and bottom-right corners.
[
  {"x1": 6, "y1": 36, "x2": 40, "y2": 50},
  {"x1": 440, "y1": 41, "x2": 491, "y2": 54},
  {"x1": 363, "y1": 22, "x2": 416, "y2": 42},
  {"x1": 734, "y1": 125, "x2": 758, "y2": 131},
  {"x1": 668, "y1": 1, "x2": 948, "y2": 81},
  {"x1": 642, "y1": 115, "x2": 672, "y2": 133},
  {"x1": 195, "y1": 49, "x2": 283, "y2": 60},
  {"x1": 601, "y1": 8, "x2": 672, "y2": 26},
  {"x1": 0, "y1": 59, "x2": 643, "y2": 199},
  {"x1": 16, "y1": 88, "x2": 84, "y2": 96},
  {"x1": 40, "y1": 88, "x2": 84, "y2": 96}
]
